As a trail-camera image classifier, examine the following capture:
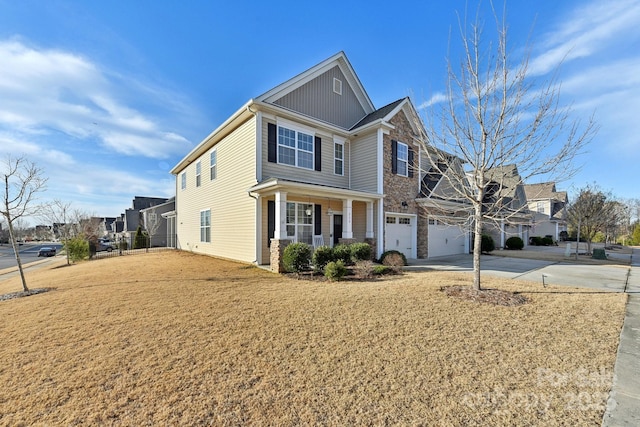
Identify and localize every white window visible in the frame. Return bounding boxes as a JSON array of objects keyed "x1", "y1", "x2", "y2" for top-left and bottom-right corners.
[
  {"x1": 537, "y1": 202, "x2": 544, "y2": 213},
  {"x1": 200, "y1": 209, "x2": 211, "y2": 243},
  {"x1": 181, "y1": 172, "x2": 186, "y2": 190},
  {"x1": 210, "y1": 150, "x2": 217, "y2": 180},
  {"x1": 386, "y1": 216, "x2": 396, "y2": 224},
  {"x1": 399, "y1": 217, "x2": 411, "y2": 225},
  {"x1": 333, "y1": 78, "x2": 342, "y2": 95},
  {"x1": 286, "y1": 202, "x2": 313, "y2": 245},
  {"x1": 195, "y1": 161, "x2": 201, "y2": 187},
  {"x1": 396, "y1": 142, "x2": 408, "y2": 177},
  {"x1": 334, "y1": 142, "x2": 344, "y2": 175},
  {"x1": 278, "y1": 126, "x2": 314, "y2": 170}
]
